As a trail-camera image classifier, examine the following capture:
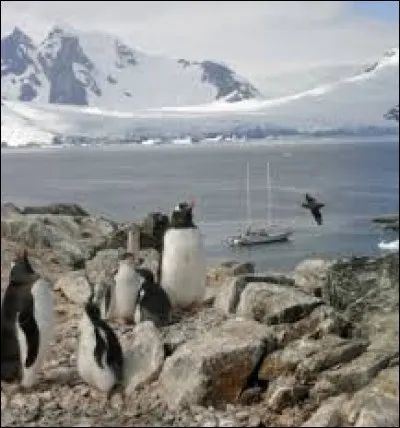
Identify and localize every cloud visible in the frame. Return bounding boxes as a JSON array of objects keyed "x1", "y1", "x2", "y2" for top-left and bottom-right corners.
[{"x1": 1, "y1": 1, "x2": 398, "y2": 81}]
